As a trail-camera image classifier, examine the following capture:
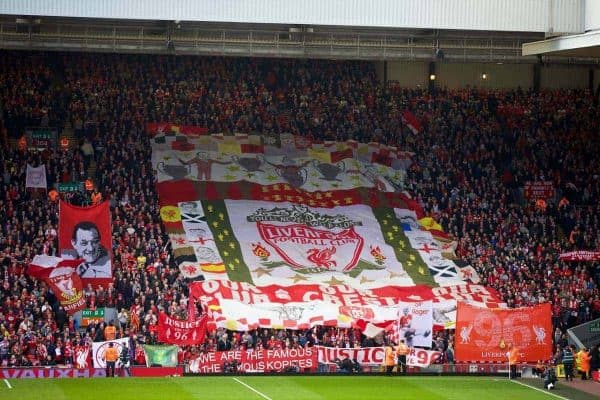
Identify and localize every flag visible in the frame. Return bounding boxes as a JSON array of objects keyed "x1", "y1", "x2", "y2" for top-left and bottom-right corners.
[
  {"x1": 418, "y1": 217, "x2": 443, "y2": 232},
  {"x1": 143, "y1": 345, "x2": 178, "y2": 367},
  {"x1": 406, "y1": 348, "x2": 442, "y2": 367},
  {"x1": 27, "y1": 255, "x2": 86, "y2": 314},
  {"x1": 25, "y1": 164, "x2": 47, "y2": 189},
  {"x1": 190, "y1": 281, "x2": 483, "y2": 333},
  {"x1": 402, "y1": 110, "x2": 422, "y2": 134},
  {"x1": 354, "y1": 320, "x2": 385, "y2": 338},
  {"x1": 75, "y1": 345, "x2": 90, "y2": 369},
  {"x1": 389, "y1": 301, "x2": 433, "y2": 347},
  {"x1": 130, "y1": 304, "x2": 141, "y2": 332},
  {"x1": 92, "y1": 338, "x2": 130, "y2": 368},
  {"x1": 58, "y1": 201, "x2": 113, "y2": 286},
  {"x1": 455, "y1": 302, "x2": 552, "y2": 362},
  {"x1": 171, "y1": 199, "x2": 432, "y2": 287},
  {"x1": 153, "y1": 134, "x2": 502, "y2": 332},
  {"x1": 157, "y1": 312, "x2": 207, "y2": 345},
  {"x1": 153, "y1": 133, "x2": 407, "y2": 193},
  {"x1": 559, "y1": 251, "x2": 600, "y2": 261}
]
